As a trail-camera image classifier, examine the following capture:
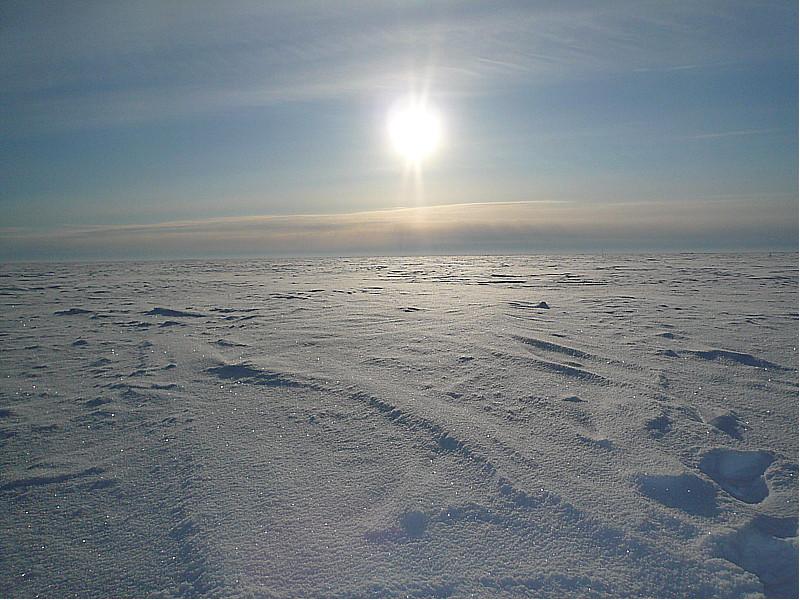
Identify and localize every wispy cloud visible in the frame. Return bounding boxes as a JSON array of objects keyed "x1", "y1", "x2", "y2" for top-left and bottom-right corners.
[
  {"x1": 683, "y1": 128, "x2": 785, "y2": 140},
  {"x1": 2, "y1": 1, "x2": 795, "y2": 136},
  {"x1": 633, "y1": 63, "x2": 704, "y2": 73}
]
